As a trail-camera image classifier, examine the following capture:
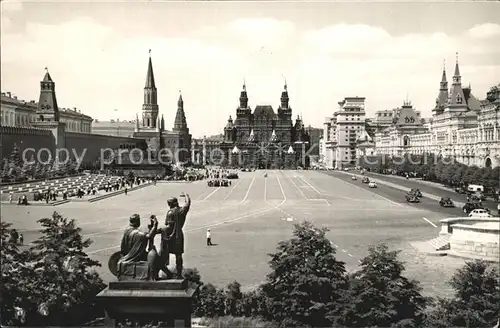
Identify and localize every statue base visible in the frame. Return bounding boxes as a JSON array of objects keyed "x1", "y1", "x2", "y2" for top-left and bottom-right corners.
[{"x1": 97, "y1": 279, "x2": 199, "y2": 327}]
